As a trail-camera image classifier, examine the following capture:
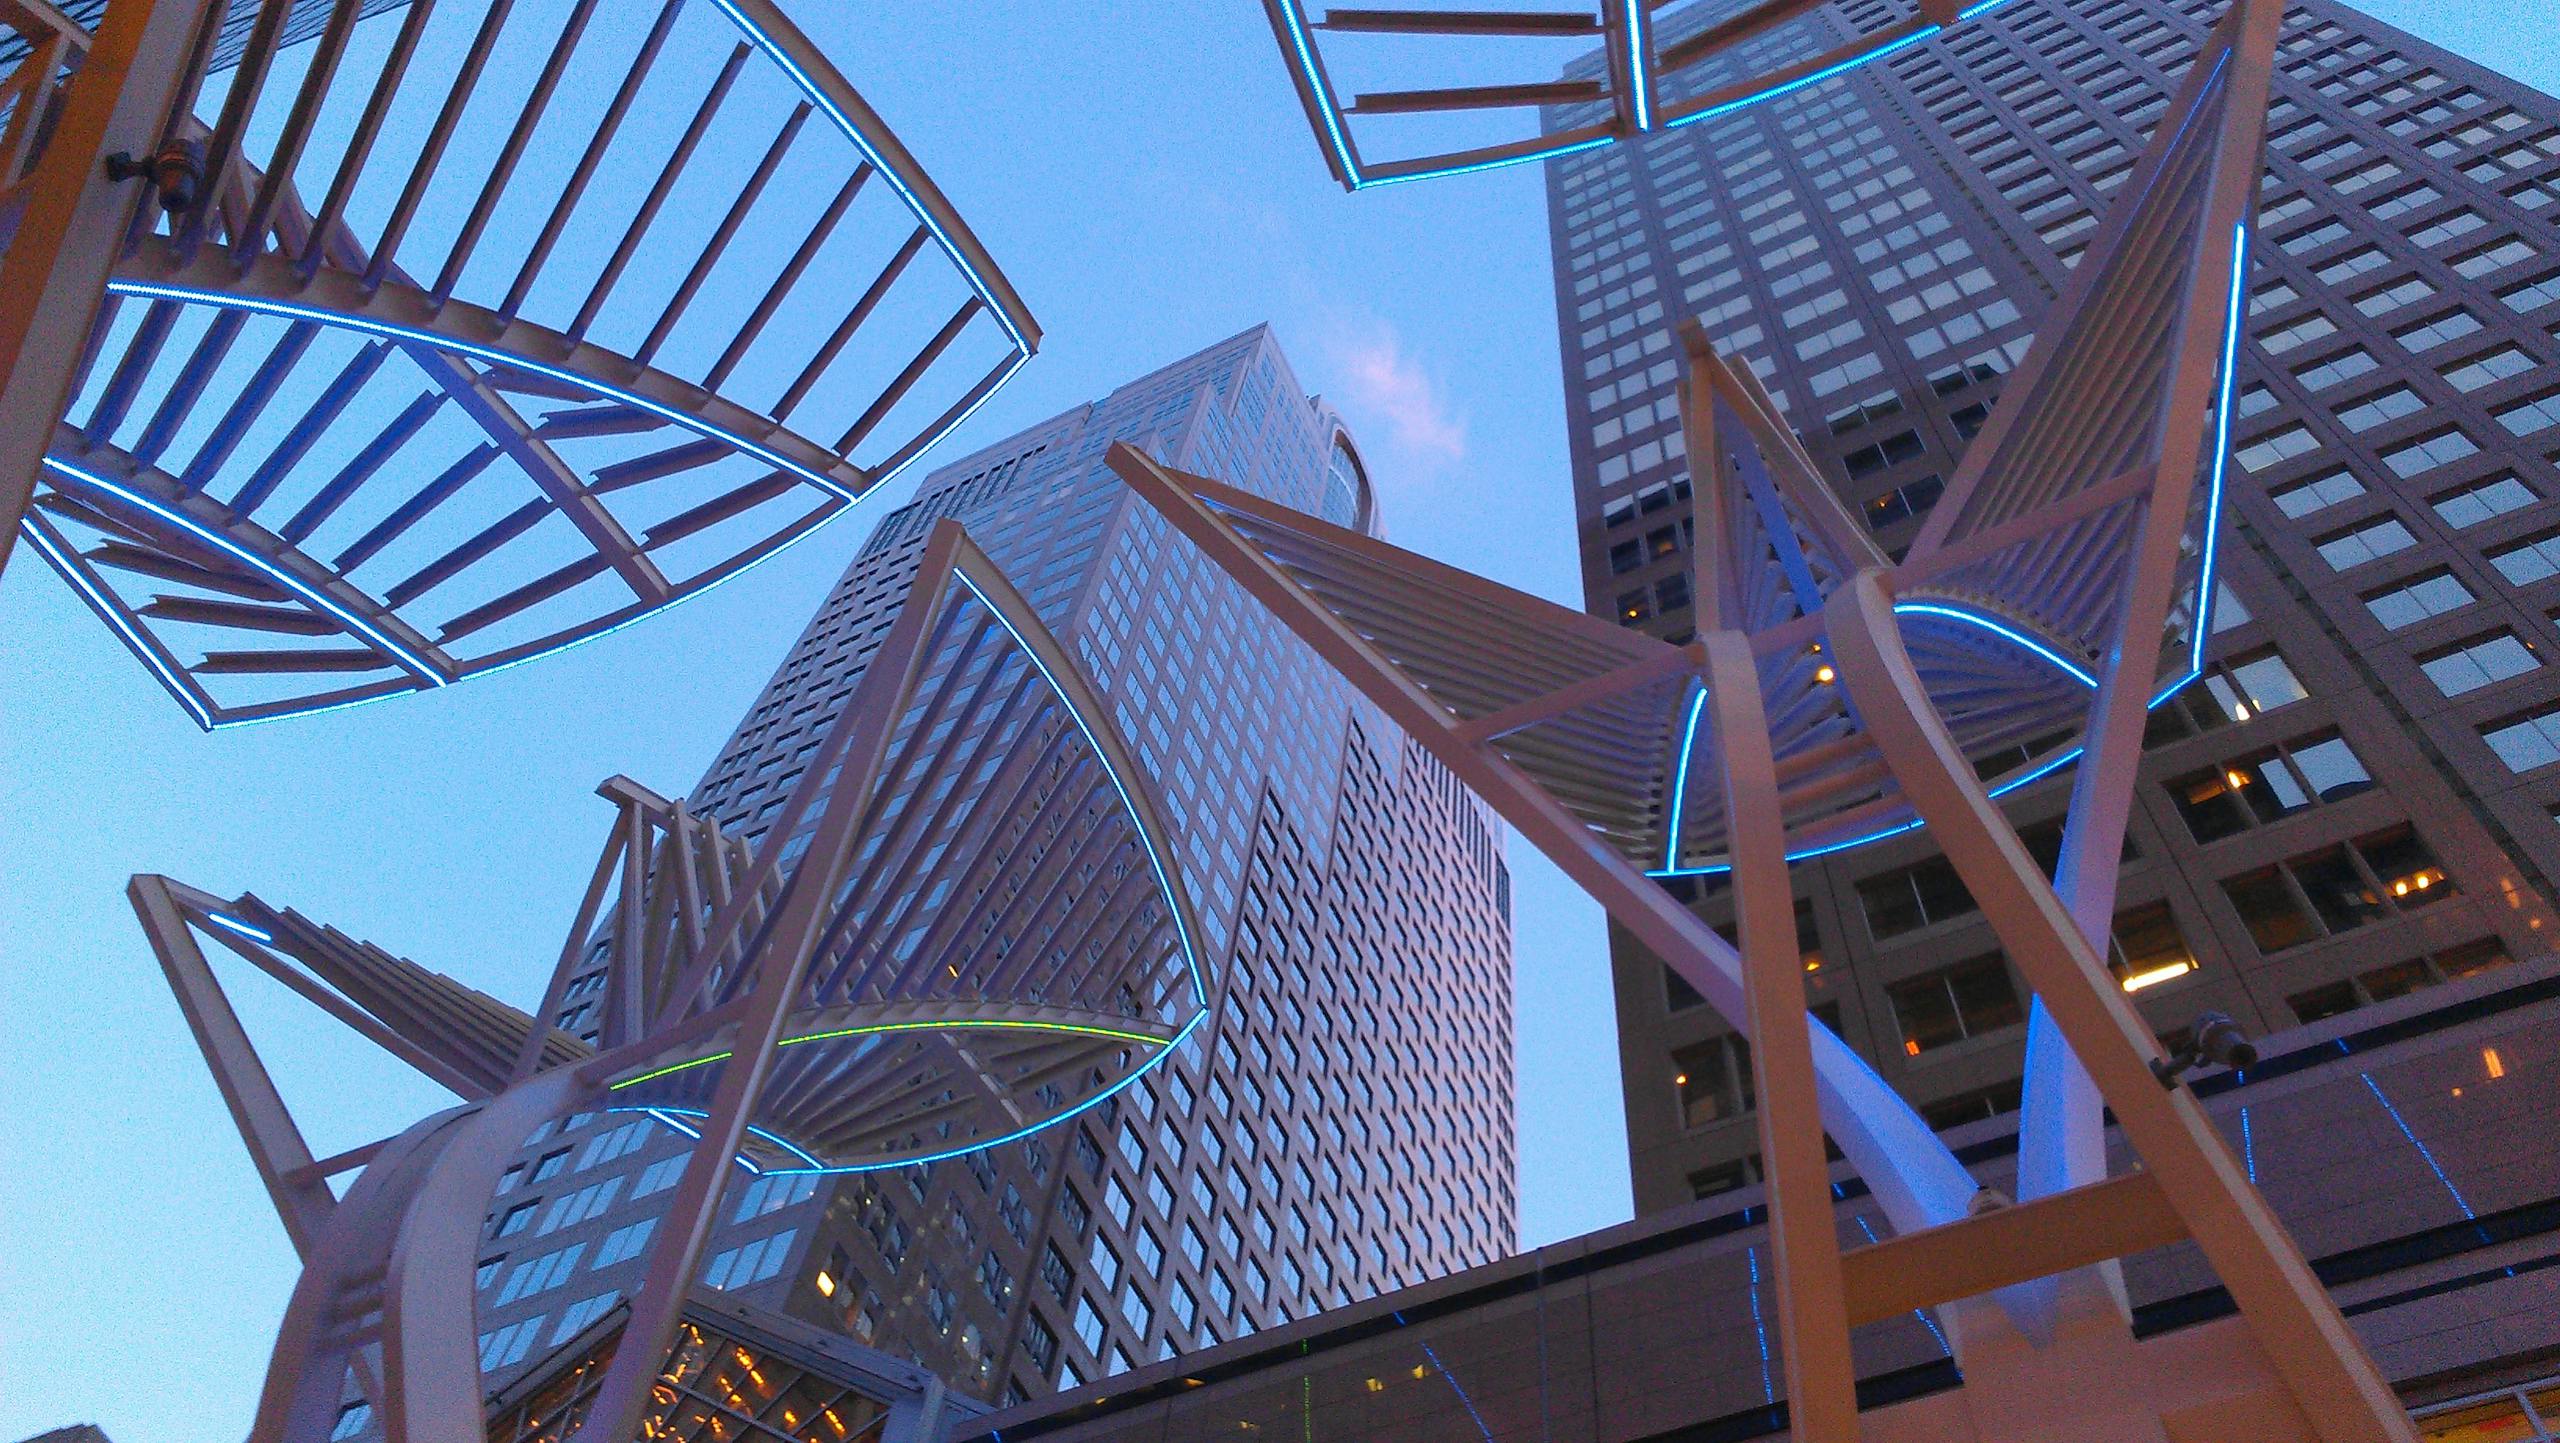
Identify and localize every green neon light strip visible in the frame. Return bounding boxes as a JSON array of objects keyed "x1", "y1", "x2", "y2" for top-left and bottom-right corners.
[{"x1": 607, "y1": 1017, "x2": 1170, "y2": 1090}]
